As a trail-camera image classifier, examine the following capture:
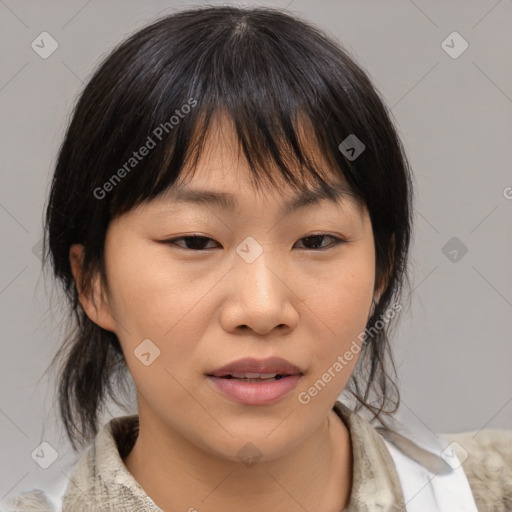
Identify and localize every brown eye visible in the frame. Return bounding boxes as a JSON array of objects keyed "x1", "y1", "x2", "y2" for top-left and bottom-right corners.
[
  {"x1": 166, "y1": 236, "x2": 219, "y2": 250},
  {"x1": 294, "y1": 234, "x2": 345, "y2": 250},
  {"x1": 163, "y1": 234, "x2": 346, "y2": 252}
]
